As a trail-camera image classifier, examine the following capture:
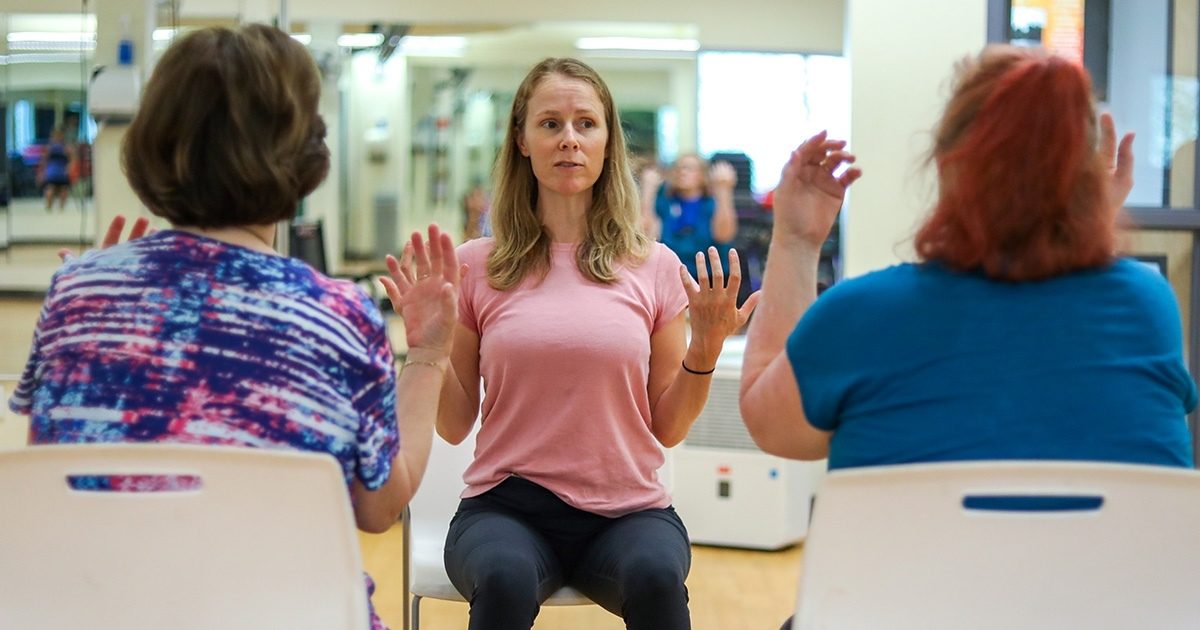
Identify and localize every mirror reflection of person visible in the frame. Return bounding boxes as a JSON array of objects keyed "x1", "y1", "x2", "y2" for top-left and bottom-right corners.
[
  {"x1": 640, "y1": 154, "x2": 739, "y2": 279},
  {"x1": 12, "y1": 26, "x2": 457, "y2": 630},
  {"x1": 741, "y1": 48, "x2": 1196, "y2": 629},
  {"x1": 462, "y1": 184, "x2": 492, "y2": 240},
  {"x1": 38, "y1": 127, "x2": 73, "y2": 211},
  {"x1": 388, "y1": 57, "x2": 757, "y2": 630}
]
